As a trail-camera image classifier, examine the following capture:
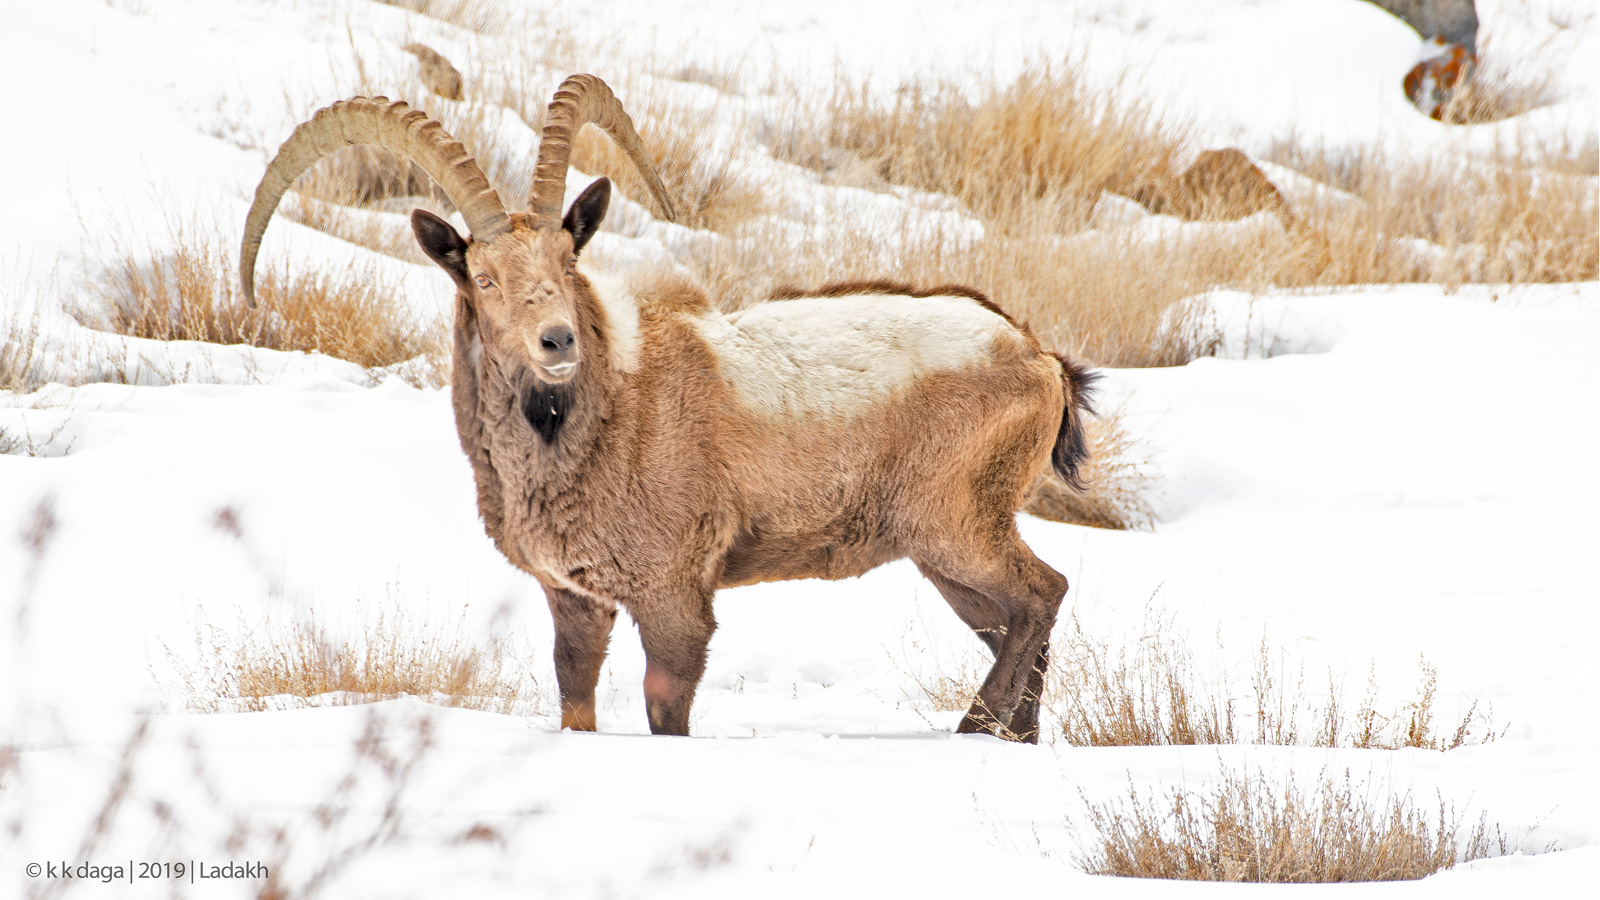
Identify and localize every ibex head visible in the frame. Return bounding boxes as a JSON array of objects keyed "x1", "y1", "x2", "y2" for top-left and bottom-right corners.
[
  {"x1": 241, "y1": 74, "x2": 676, "y2": 392},
  {"x1": 411, "y1": 178, "x2": 610, "y2": 385}
]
